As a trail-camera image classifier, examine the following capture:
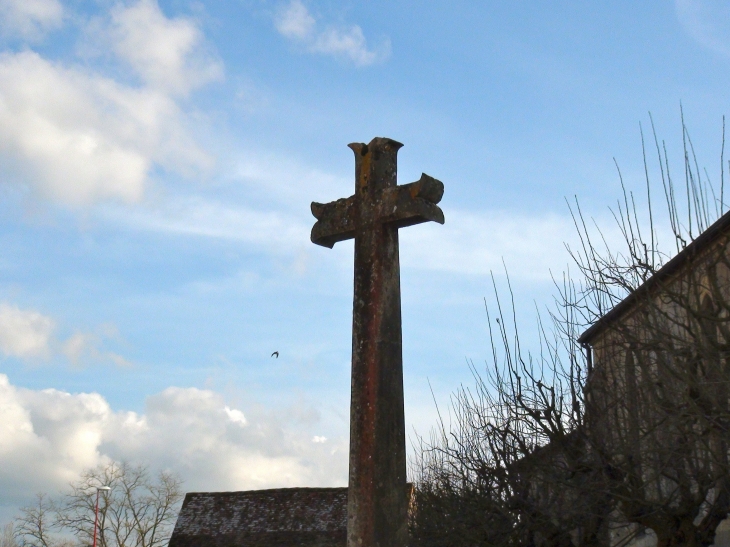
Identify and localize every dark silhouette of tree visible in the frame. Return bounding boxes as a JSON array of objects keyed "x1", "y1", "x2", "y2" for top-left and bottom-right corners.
[
  {"x1": 410, "y1": 279, "x2": 610, "y2": 547},
  {"x1": 412, "y1": 114, "x2": 730, "y2": 547}
]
